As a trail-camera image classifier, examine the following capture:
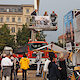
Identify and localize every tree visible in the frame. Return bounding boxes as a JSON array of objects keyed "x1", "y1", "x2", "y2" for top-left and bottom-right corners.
[
  {"x1": 16, "y1": 24, "x2": 31, "y2": 46},
  {"x1": 0, "y1": 24, "x2": 15, "y2": 51}
]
